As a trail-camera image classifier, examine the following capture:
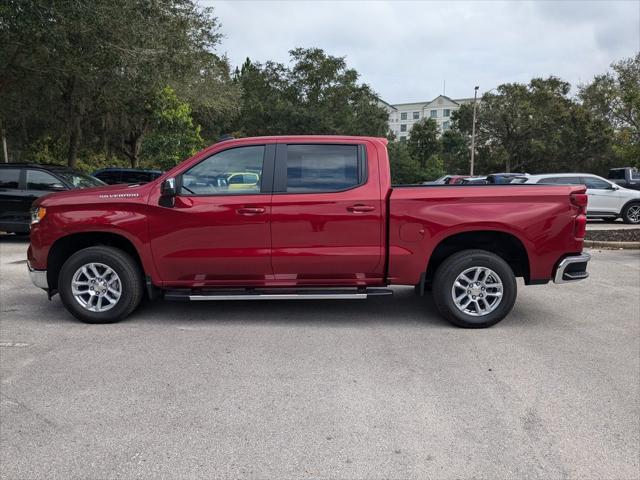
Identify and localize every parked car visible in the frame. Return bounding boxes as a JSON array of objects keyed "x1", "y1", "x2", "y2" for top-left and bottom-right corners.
[
  {"x1": 92, "y1": 168, "x2": 163, "y2": 185},
  {"x1": 608, "y1": 167, "x2": 640, "y2": 191},
  {"x1": 524, "y1": 173, "x2": 640, "y2": 223},
  {"x1": 486, "y1": 173, "x2": 528, "y2": 184},
  {"x1": 428, "y1": 175, "x2": 471, "y2": 185},
  {"x1": 28, "y1": 136, "x2": 590, "y2": 328},
  {"x1": 459, "y1": 176, "x2": 487, "y2": 184},
  {"x1": 0, "y1": 164, "x2": 105, "y2": 234}
]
